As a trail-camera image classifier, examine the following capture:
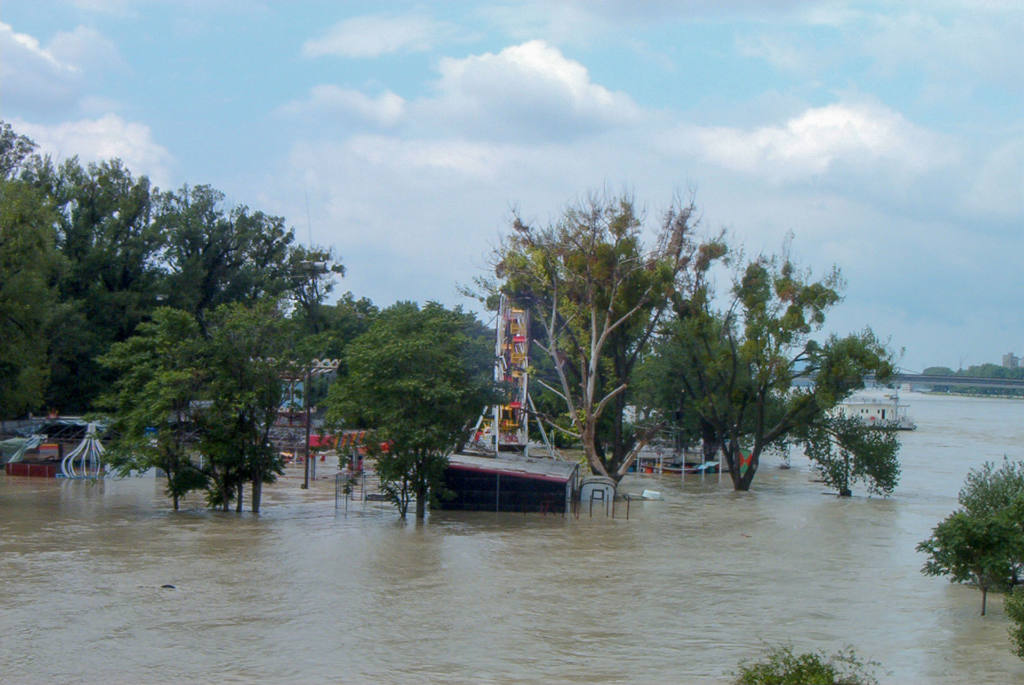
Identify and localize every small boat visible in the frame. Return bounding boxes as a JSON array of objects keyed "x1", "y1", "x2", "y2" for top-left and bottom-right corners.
[{"x1": 838, "y1": 391, "x2": 917, "y2": 430}]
